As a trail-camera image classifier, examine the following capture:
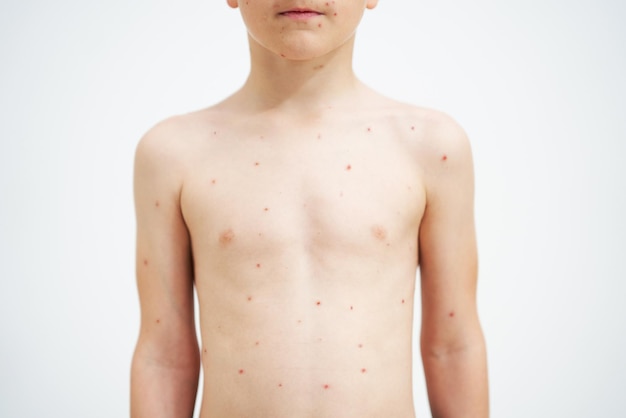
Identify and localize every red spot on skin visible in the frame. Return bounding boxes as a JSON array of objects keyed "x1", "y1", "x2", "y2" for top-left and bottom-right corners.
[
  {"x1": 350, "y1": 306, "x2": 354, "y2": 310},
  {"x1": 280, "y1": 53, "x2": 286, "y2": 58},
  {"x1": 323, "y1": 384, "x2": 330, "y2": 390},
  {"x1": 211, "y1": 179, "x2": 217, "y2": 185},
  {"x1": 346, "y1": 164, "x2": 352, "y2": 171},
  {"x1": 358, "y1": 343, "x2": 363, "y2": 348},
  {"x1": 255, "y1": 341, "x2": 260, "y2": 346},
  {"x1": 367, "y1": 127, "x2": 372, "y2": 132},
  {"x1": 256, "y1": 263, "x2": 261, "y2": 268},
  {"x1": 264, "y1": 207, "x2": 269, "y2": 212},
  {"x1": 449, "y1": 311, "x2": 455, "y2": 317},
  {"x1": 213, "y1": 131, "x2": 217, "y2": 135},
  {"x1": 371, "y1": 225, "x2": 387, "y2": 241},
  {"x1": 239, "y1": 369, "x2": 245, "y2": 375},
  {"x1": 411, "y1": 126, "x2": 415, "y2": 131},
  {"x1": 143, "y1": 259, "x2": 148, "y2": 266},
  {"x1": 361, "y1": 368, "x2": 367, "y2": 373},
  {"x1": 313, "y1": 64, "x2": 324, "y2": 70},
  {"x1": 254, "y1": 162, "x2": 260, "y2": 166},
  {"x1": 442, "y1": 154, "x2": 448, "y2": 161},
  {"x1": 317, "y1": 133, "x2": 322, "y2": 139},
  {"x1": 333, "y1": 12, "x2": 337, "y2": 16},
  {"x1": 401, "y1": 299, "x2": 405, "y2": 304},
  {"x1": 316, "y1": 301, "x2": 321, "y2": 306},
  {"x1": 325, "y1": 2, "x2": 329, "y2": 5},
  {"x1": 203, "y1": 348, "x2": 207, "y2": 353},
  {"x1": 247, "y1": 296, "x2": 253, "y2": 302},
  {"x1": 219, "y1": 229, "x2": 235, "y2": 245},
  {"x1": 340, "y1": 191, "x2": 344, "y2": 197},
  {"x1": 155, "y1": 201, "x2": 160, "y2": 208},
  {"x1": 156, "y1": 319, "x2": 160, "y2": 324},
  {"x1": 318, "y1": 23, "x2": 322, "y2": 28},
  {"x1": 278, "y1": 383, "x2": 283, "y2": 388}
]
